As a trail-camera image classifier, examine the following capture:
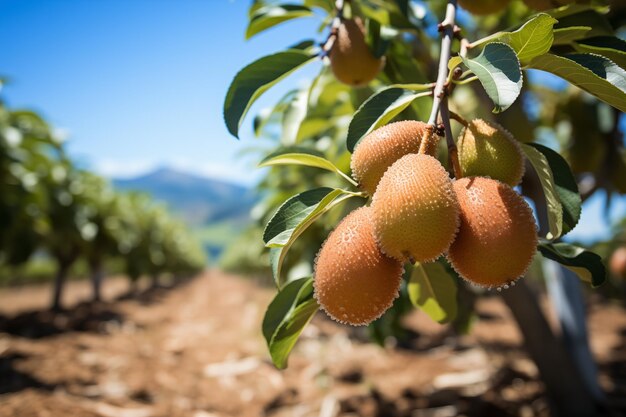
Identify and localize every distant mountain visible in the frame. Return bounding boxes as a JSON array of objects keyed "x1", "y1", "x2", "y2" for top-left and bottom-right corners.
[{"x1": 112, "y1": 167, "x2": 257, "y2": 226}]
